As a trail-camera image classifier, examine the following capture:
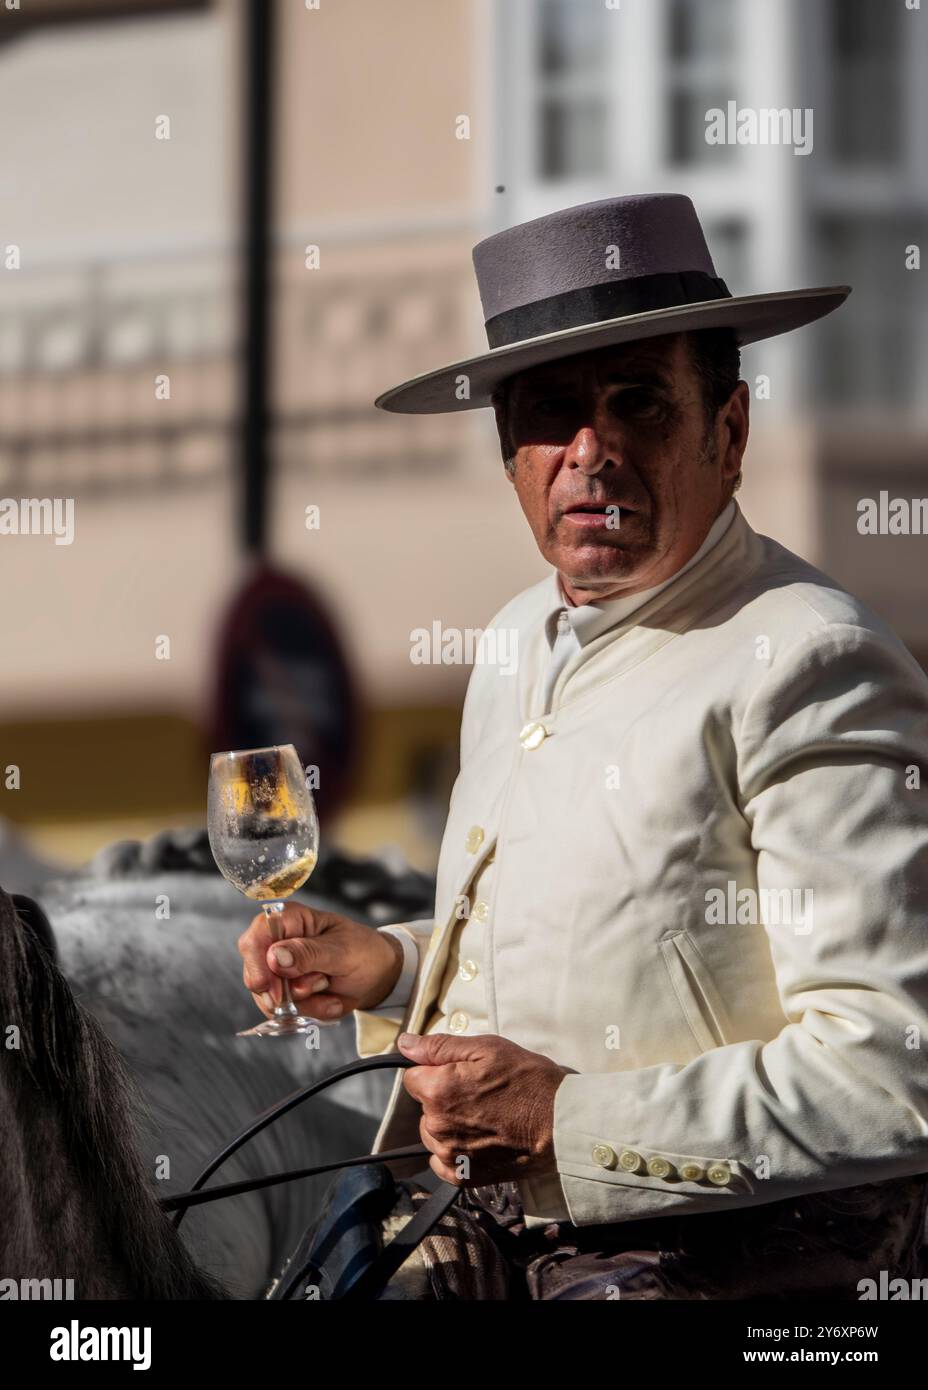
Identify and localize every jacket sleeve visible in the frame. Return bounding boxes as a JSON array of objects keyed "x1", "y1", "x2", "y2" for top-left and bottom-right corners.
[
  {"x1": 353, "y1": 919, "x2": 433, "y2": 1058},
  {"x1": 373, "y1": 926, "x2": 423, "y2": 1010},
  {"x1": 552, "y1": 621, "x2": 928, "y2": 1225}
]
